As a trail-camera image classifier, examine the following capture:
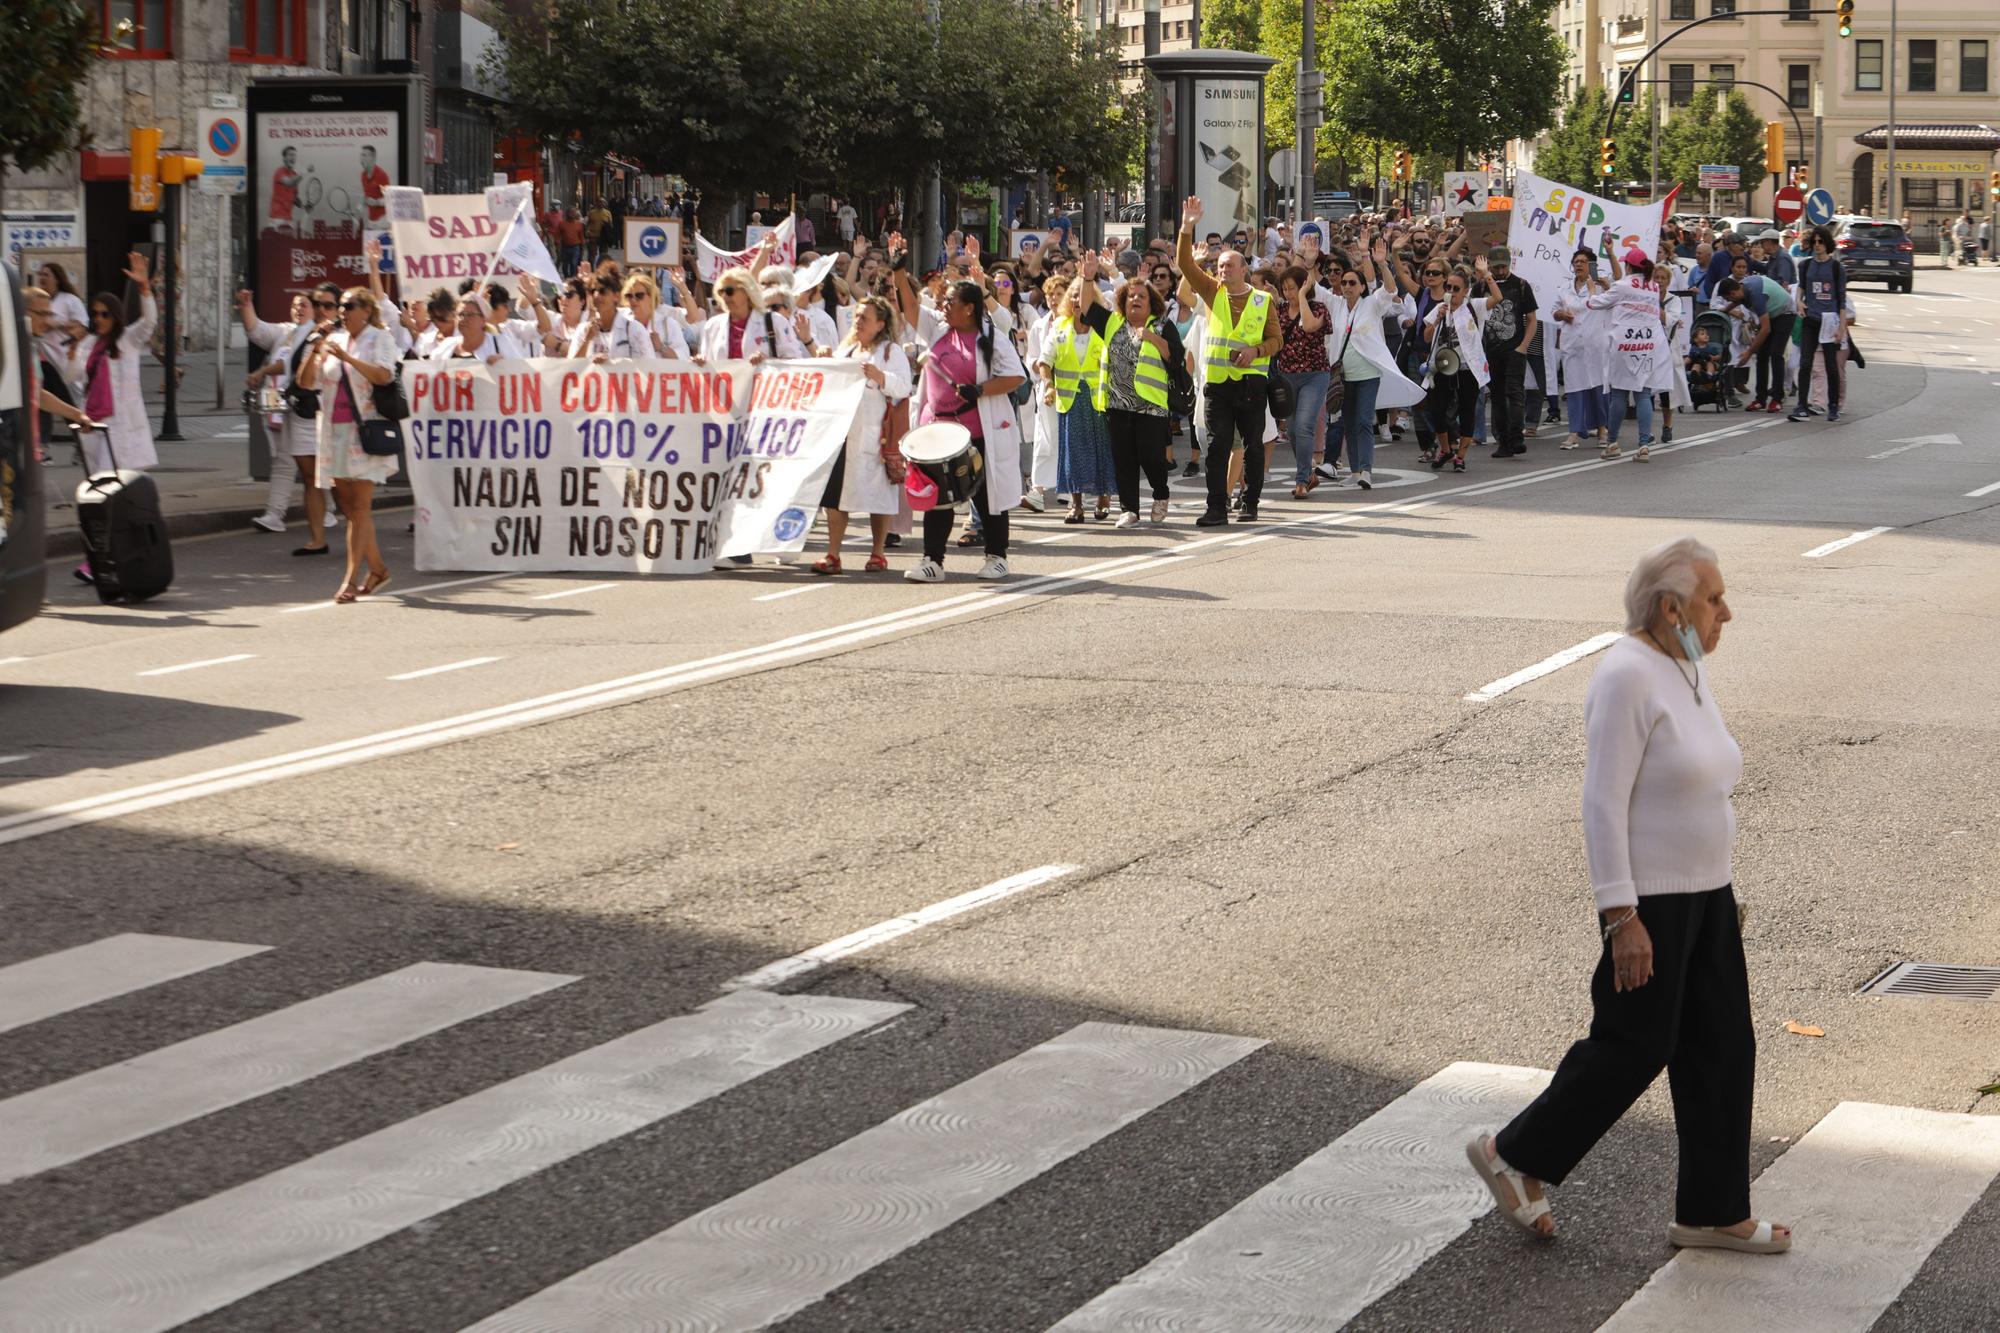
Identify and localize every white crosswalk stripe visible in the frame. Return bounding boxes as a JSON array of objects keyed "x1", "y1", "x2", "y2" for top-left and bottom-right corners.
[
  {"x1": 0, "y1": 988, "x2": 903, "y2": 1333},
  {"x1": 1053, "y1": 1061, "x2": 1552, "y2": 1331},
  {"x1": 0, "y1": 961, "x2": 575, "y2": 1185},
  {"x1": 462, "y1": 1021, "x2": 1265, "y2": 1333},
  {"x1": 0, "y1": 933, "x2": 269, "y2": 1034},
  {"x1": 1600, "y1": 1101, "x2": 2000, "y2": 1332}
]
